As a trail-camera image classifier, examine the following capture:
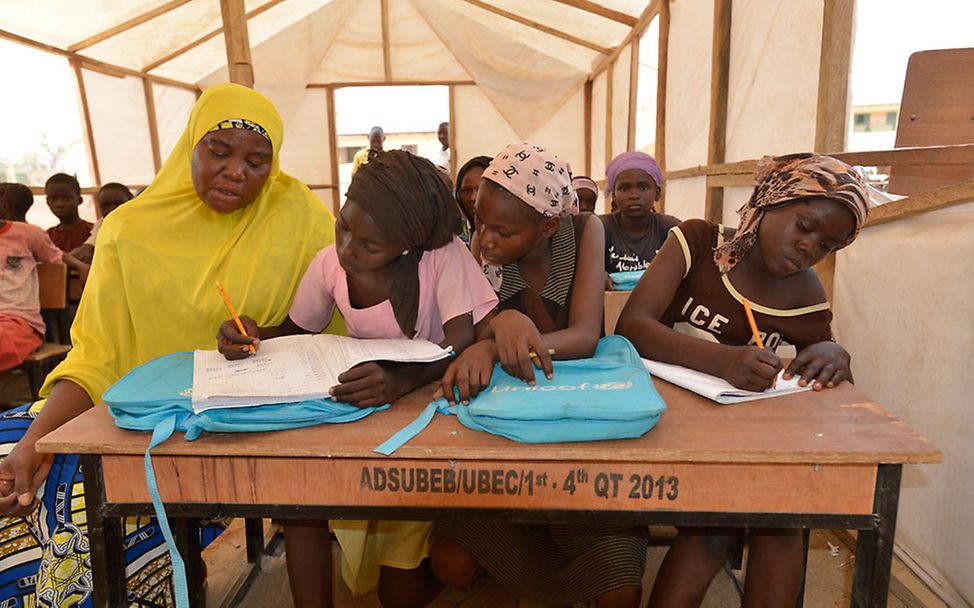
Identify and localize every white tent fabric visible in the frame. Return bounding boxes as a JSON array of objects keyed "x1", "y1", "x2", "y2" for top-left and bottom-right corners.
[{"x1": 833, "y1": 203, "x2": 974, "y2": 606}]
